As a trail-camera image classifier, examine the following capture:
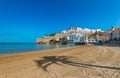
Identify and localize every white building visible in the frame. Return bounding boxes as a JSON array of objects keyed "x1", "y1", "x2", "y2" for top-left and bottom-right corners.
[
  {"x1": 108, "y1": 27, "x2": 120, "y2": 41},
  {"x1": 67, "y1": 27, "x2": 104, "y2": 44},
  {"x1": 68, "y1": 27, "x2": 88, "y2": 44}
]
